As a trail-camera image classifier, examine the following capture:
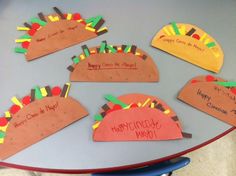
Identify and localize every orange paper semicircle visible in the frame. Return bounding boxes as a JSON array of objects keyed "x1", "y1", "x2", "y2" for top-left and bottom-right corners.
[{"x1": 151, "y1": 23, "x2": 224, "y2": 73}]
